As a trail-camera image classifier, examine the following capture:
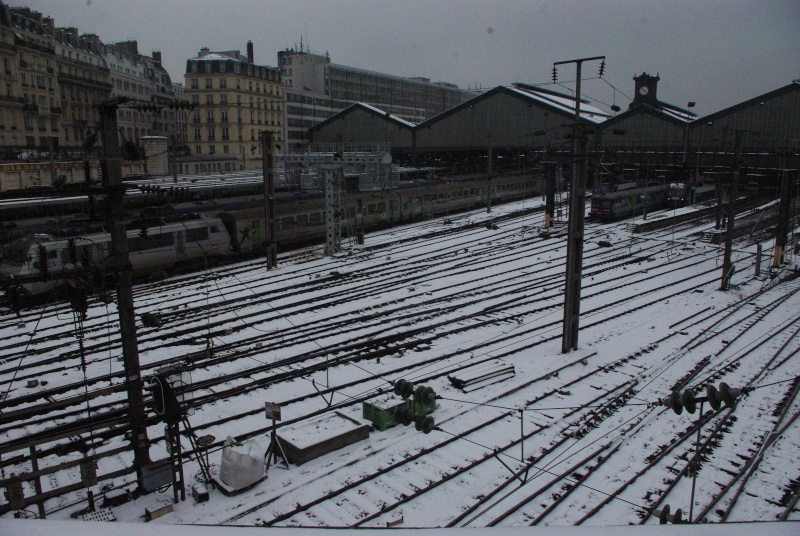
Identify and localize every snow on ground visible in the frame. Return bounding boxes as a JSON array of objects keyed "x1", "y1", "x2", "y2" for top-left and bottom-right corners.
[{"x1": 1, "y1": 196, "x2": 799, "y2": 530}]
